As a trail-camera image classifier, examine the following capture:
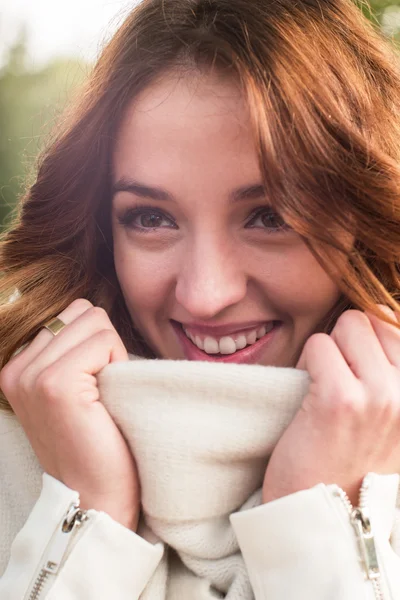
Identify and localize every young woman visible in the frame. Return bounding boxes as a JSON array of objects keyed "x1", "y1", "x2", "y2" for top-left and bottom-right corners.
[{"x1": 0, "y1": 0, "x2": 400, "y2": 598}]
